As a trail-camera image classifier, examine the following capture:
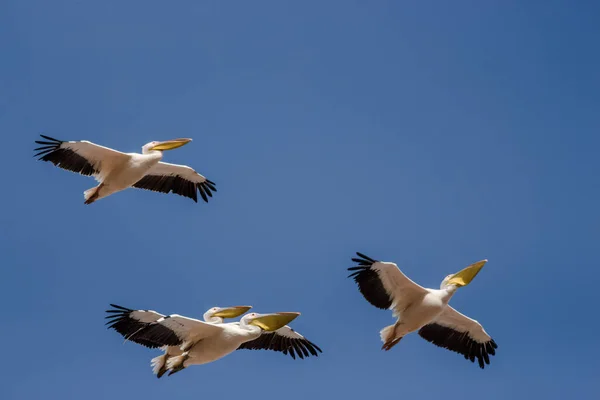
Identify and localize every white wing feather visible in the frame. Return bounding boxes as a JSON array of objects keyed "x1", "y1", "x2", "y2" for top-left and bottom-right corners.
[
  {"x1": 143, "y1": 162, "x2": 209, "y2": 184},
  {"x1": 432, "y1": 306, "x2": 492, "y2": 343}
]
